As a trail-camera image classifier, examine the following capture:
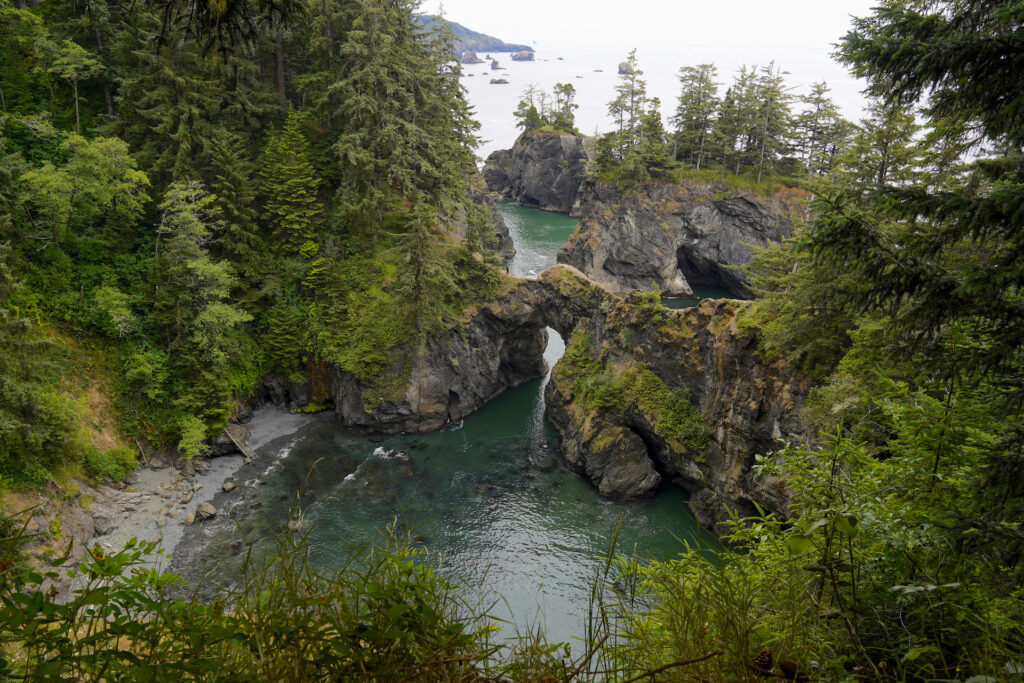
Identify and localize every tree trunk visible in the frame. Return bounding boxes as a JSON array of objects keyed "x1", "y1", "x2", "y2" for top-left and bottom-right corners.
[
  {"x1": 73, "y1": 79, "x2": 80, "y2": 135},
  {"x1": 93, "y1": 25, "x2": 115, "y2": 117},
  {"x1": 275, "y1": 30, "x2": 287, "y2": 104},
  {"x1": 322, "y1": 0, "x2": 334, "y2": 59}
]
